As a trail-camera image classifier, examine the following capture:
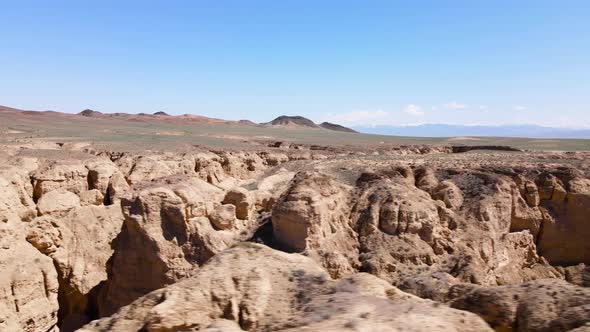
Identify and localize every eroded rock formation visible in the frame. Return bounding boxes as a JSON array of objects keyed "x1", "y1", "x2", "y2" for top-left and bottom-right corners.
[{"x1": 1, "y1": 144, "x2": 590, "y2": 332}]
